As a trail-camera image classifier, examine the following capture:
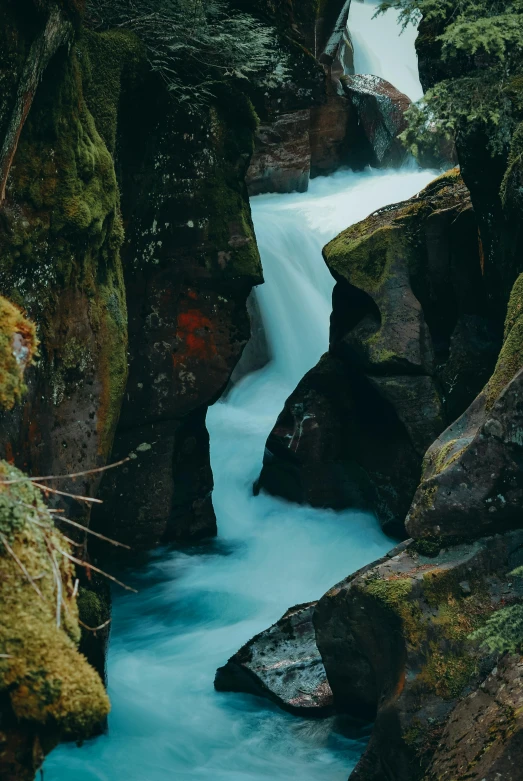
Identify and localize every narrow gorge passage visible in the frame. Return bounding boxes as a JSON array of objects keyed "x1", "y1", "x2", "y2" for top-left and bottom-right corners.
[
  {"x1": 44, "y1": 6, "x2": 436, "y2": 781},
  {"x1": 44, "y1": 168, "x2": 435, "y2": 781}
]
